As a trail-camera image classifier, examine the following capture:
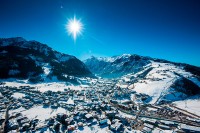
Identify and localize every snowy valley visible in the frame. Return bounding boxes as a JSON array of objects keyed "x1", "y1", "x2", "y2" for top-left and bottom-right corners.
[{"x1": 0, "y1": 38, "x2": 200, "y2": 133}]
